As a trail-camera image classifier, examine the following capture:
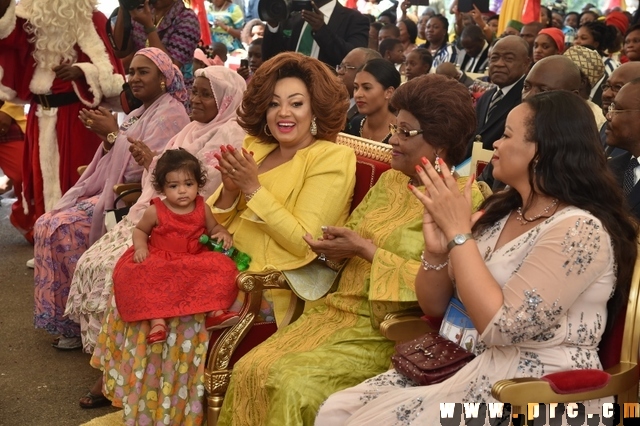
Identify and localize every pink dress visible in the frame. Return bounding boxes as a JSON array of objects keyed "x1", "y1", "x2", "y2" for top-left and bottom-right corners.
[{"x1": 113, "y1": 196, "x2": 238, "y2": 322}]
